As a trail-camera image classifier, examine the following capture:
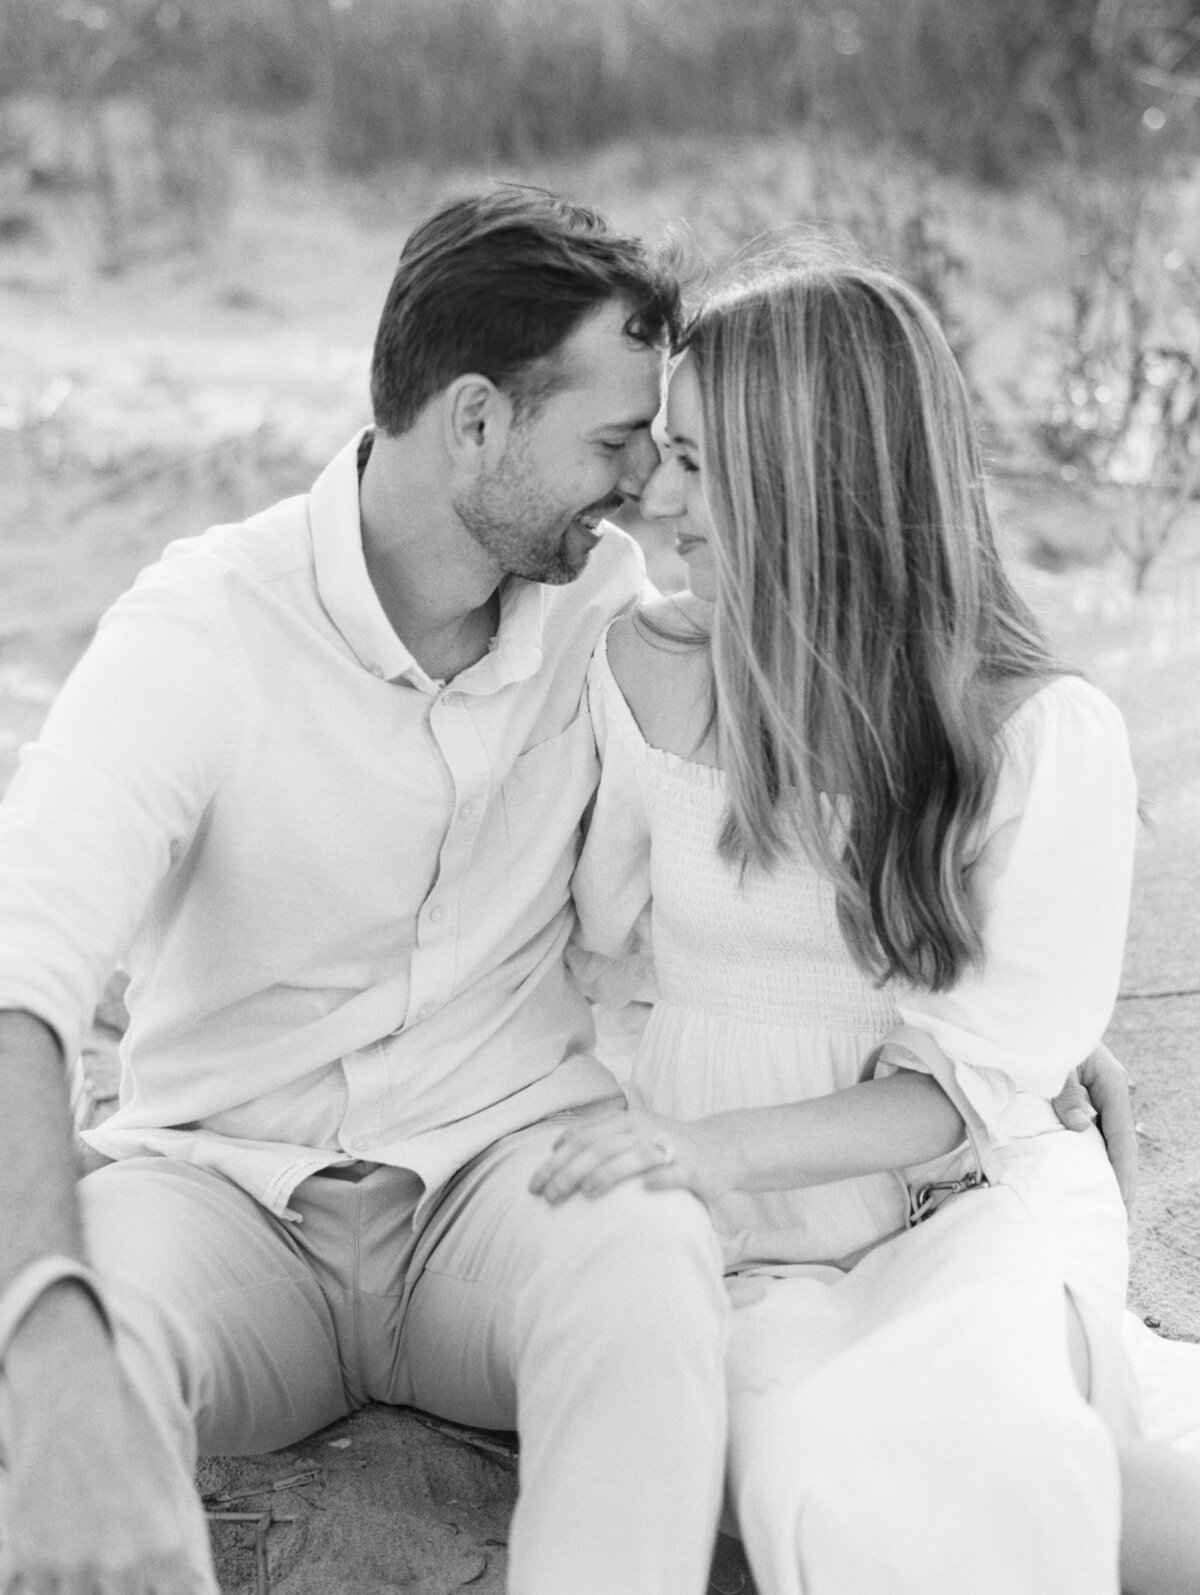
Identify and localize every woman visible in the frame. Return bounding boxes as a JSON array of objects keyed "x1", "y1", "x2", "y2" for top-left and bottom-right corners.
[{"x1": 530, "y1": 259, "x2": 1200, "y2": 1593}]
